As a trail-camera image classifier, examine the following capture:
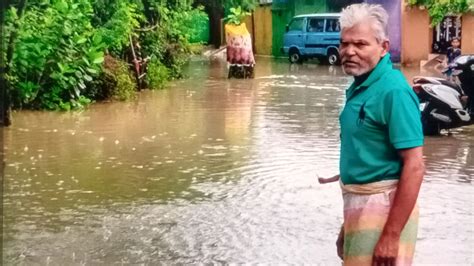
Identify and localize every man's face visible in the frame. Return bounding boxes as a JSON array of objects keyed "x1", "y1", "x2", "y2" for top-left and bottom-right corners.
[{"x1": 339, "y1": 21, "x2": 389, "y2": 76}]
